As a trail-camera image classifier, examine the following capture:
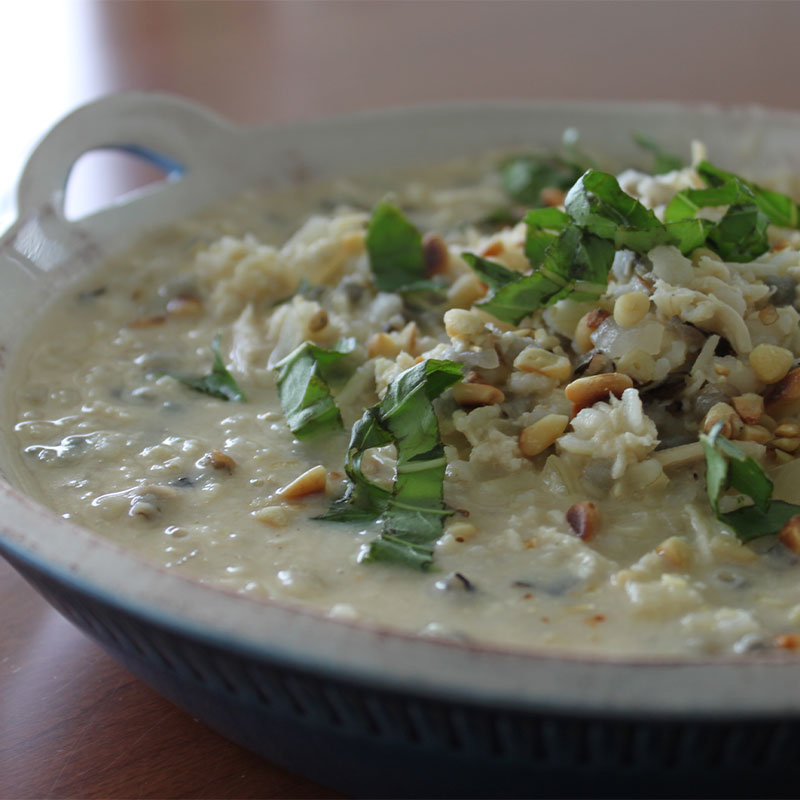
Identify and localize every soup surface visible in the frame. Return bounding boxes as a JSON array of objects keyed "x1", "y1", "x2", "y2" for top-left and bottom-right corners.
[{"x1": 12, "y1": 144, "x2": 800, "y2": 657}]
